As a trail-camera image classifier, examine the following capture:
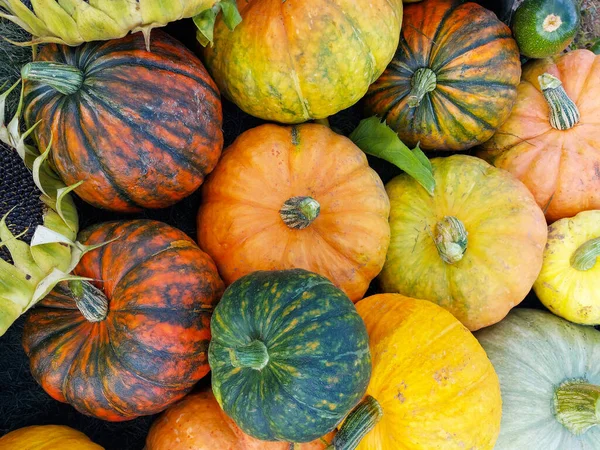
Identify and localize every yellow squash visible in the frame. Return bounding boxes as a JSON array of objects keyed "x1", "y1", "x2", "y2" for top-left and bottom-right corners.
[
  {"x1": 202, "y1": 0, "x2": 404, "y2": 123},
  {"x1": 333, "y1": 294, "x2": 501, "y2": 450},
  {"x1": 0, "y1": 425, "x2": 103, "y2": 449},
  {"x1": 380, "y1": 155, "x2": 547, "y2": 331},
  {"x1": 534, "y1": 210, "x2": 600, "y2": 325}
]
